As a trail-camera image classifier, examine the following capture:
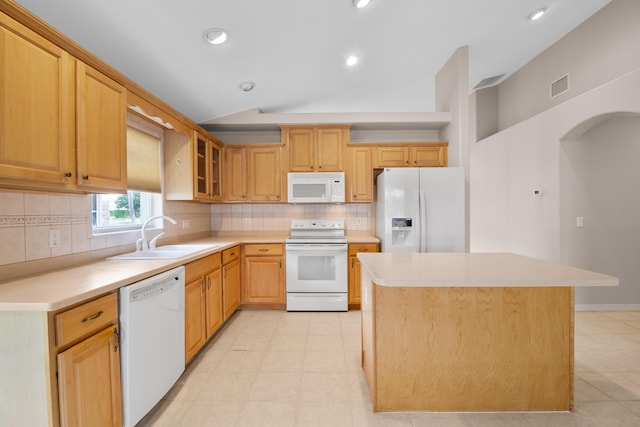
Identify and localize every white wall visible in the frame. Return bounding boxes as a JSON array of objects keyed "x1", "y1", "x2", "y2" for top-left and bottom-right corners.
[
  {"x1": 470, "y1": 67, "x2": 640, "y2": 307},
  {"x1": 560, "y1": 115, "x2": 640, "y2": 307},
  {"x1": 496, "y1": 0, "x2": 640, "y2": 131}
]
